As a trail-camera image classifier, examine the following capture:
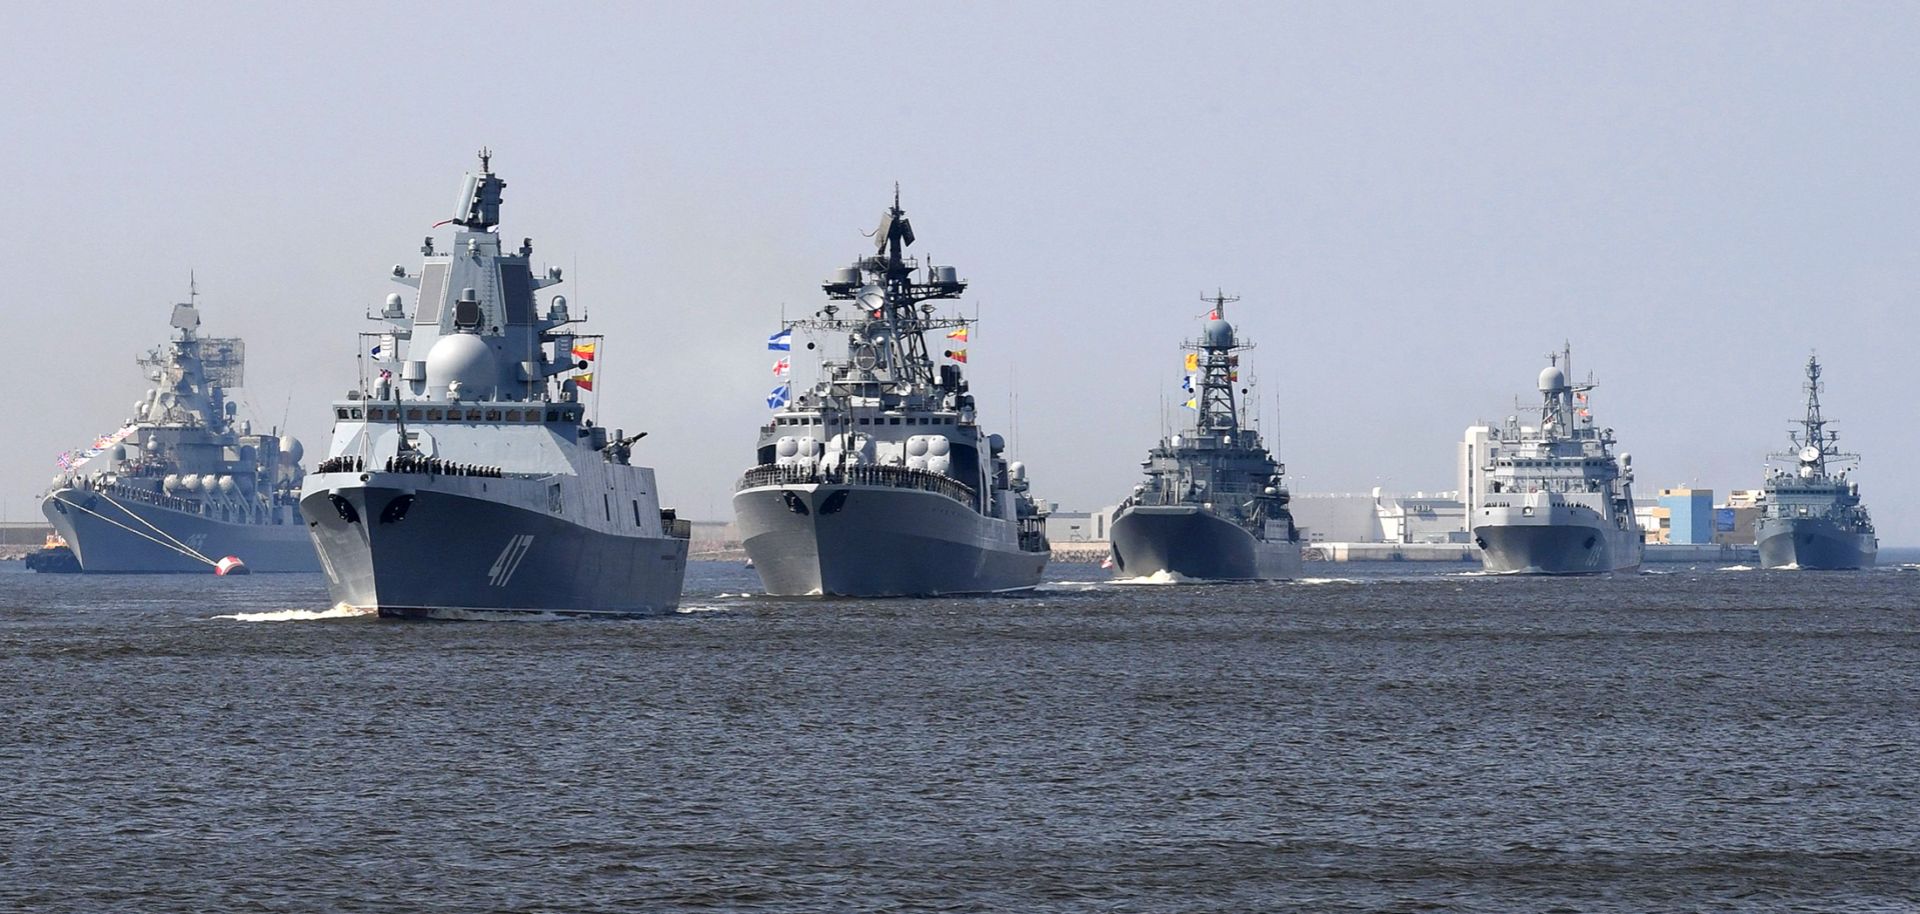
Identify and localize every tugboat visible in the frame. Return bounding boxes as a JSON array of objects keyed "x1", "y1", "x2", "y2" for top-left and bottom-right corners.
[
  {"x1": 300, "y1": 152, "x2": 690, "y2": 617},
  {"x1": 1107, "y1": 293, "x2": 1301, "y2": 580},
  {"x1": 24, "y1": 533, "x2": 82, "y2": 574},
  {"x1": 1471, "y1": 346, "x2": 1642, "y2": 574},
  {"x1": 1755, "y1": 355, "x2": 1876, "y2": 569},
  {"x1": 40, "y1": 284, "x2": 317, "y2": 572},
  {"x1": 732, "y1": 190, "x2": 1050, "y2": 596}
]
